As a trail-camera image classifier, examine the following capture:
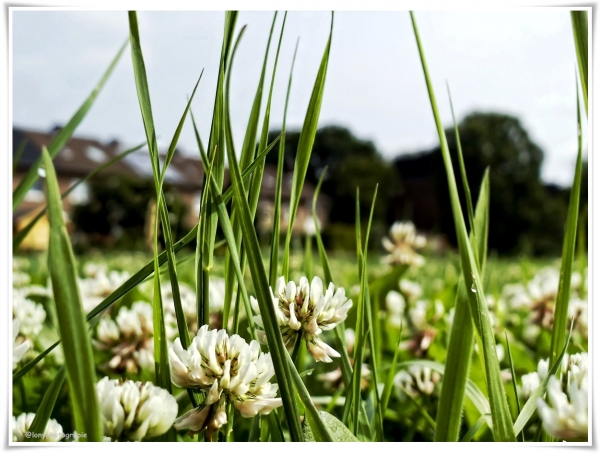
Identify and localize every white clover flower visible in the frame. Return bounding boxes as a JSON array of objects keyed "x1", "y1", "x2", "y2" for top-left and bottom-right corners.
[
  {"x1": 382, "y1": 221, "x2": 426, "y2": 267},
  {"x1": 532, "y1": 353, "x2": 588, "y2": 441},
  {"x1": 12, "y1": 271, "x2": 31, "y2": 287},
  {"x1": 251, "y1": 276, "x2": 352, "y2": 363},
  {"x1": 12, "y1": 413, "x2": 63, "y2": 442},
  {"x1": 12, "y1": 319, "x2": 30, "y2": 370},
  {"x1": 94, "y1": 302, "x2": 154, "y2": 374},
  {"x1": 394, "y1": 365, "x2": 441, "y2": 398},
  {"x1": 96, "y1": 377, "x2": 178, "y2": 441},
  {"x1": 399, "y1": 279, "x2": 423, "y2": 301},
  {"x1": 169, "y1": 325, "x2": 282, "y2": 438},
  {"x1": 385, "y1": 291, "x2": 405, "y2": 329},
  {"x1": 520, "y1": 371, "x2": 541, "y2": 400},
  {"x1": 13, "y1": 291, "x2": 46, "y2": 338},
  {"x1": 79, "y1": 268, "x2": 130, "y2": 314}
]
